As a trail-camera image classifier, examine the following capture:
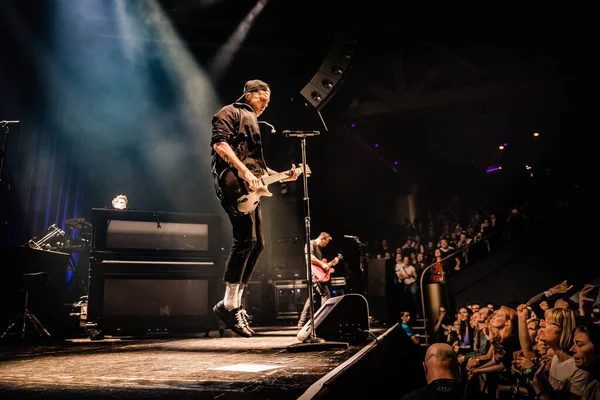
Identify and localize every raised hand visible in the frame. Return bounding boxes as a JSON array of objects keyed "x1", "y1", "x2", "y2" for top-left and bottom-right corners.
[
  {"x1": 551, "y1": 280, "x2": 573, "y2": 294},
  {"x1": 580, "y1": 283, "x2": 598, "y2": 303},
  {"x1": 579, "y1": 283, "x2": 598, "y2": 317},
  {"x1": 516, "y1": 304, "x2": 530, "y2": 320}
]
